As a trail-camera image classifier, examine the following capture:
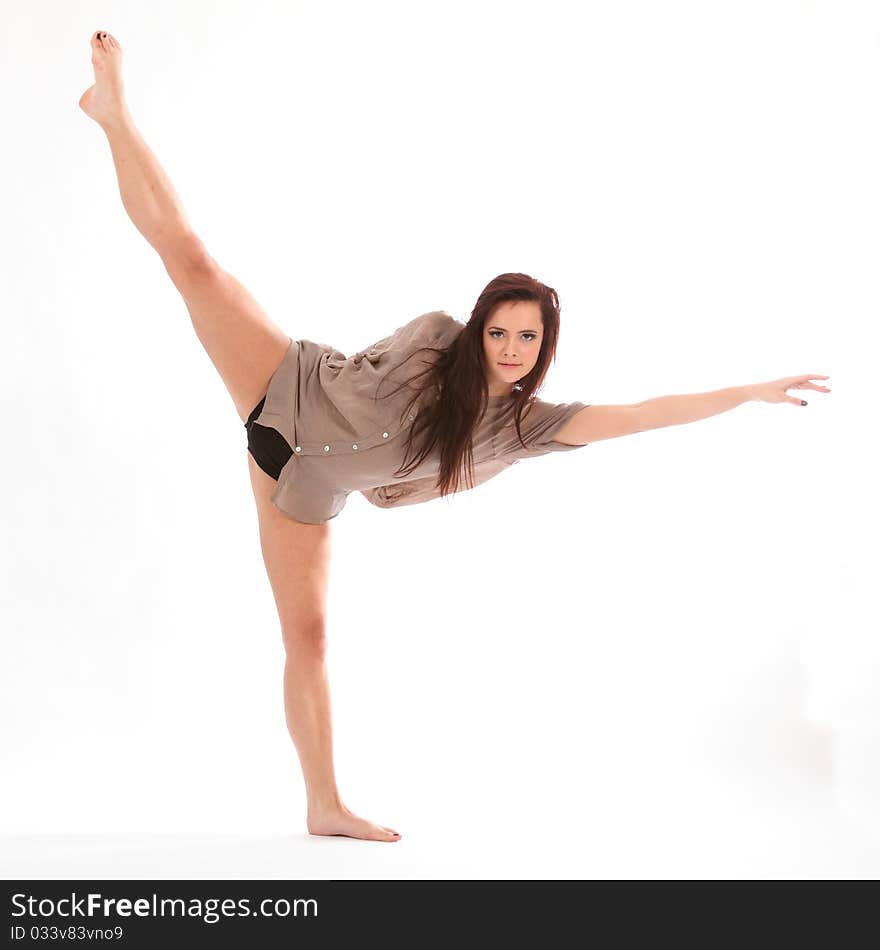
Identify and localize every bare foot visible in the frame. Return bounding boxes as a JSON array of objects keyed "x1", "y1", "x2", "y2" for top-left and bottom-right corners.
[
  {"x1": 308, "y1": 804, "x2": 402, "y2": 842},
  {"x1": 78, "y1": 31, "x2": 129, "y2": 128}
]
